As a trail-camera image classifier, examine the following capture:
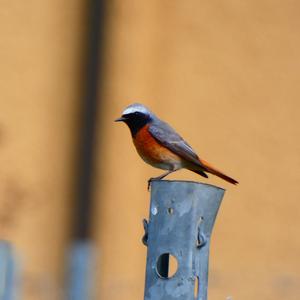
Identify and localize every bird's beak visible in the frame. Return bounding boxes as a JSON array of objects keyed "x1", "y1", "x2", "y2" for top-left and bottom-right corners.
[{"x1": 114, "y1": 116, "x2": 126, "y2": 122}]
